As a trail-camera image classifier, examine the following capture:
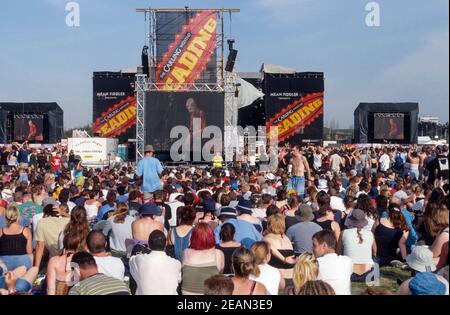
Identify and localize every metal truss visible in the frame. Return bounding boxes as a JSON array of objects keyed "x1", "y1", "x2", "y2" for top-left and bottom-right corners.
[
  {"x1": 135, "y1": 74, "x2": 147, "y2": 161},
  {"x1": 143, "y1": 82, "x2": 224, "y2": 92},
  {"x1": 224, "y1": 71, "x2": 238, "y2": 162}
]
